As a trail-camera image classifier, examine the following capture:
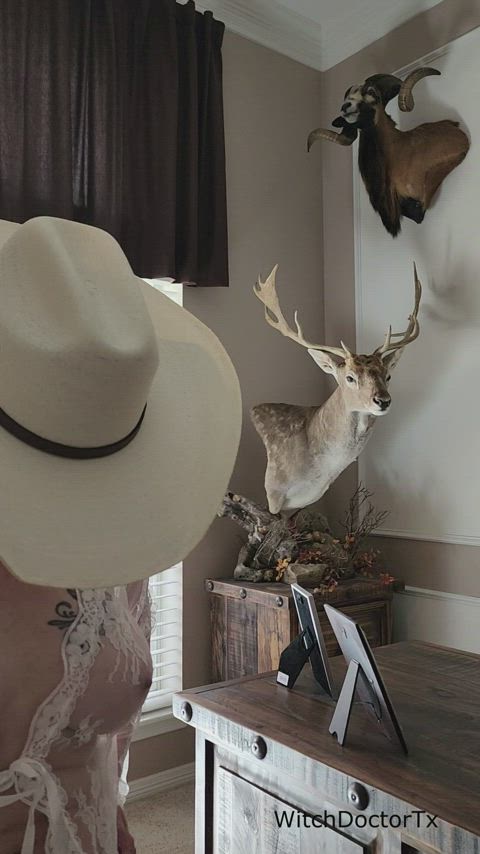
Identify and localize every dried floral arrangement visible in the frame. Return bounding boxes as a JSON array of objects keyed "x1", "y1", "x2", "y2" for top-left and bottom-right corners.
[{"x1": 219, "y1": 486, "x2": 396, "y2": 593}]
